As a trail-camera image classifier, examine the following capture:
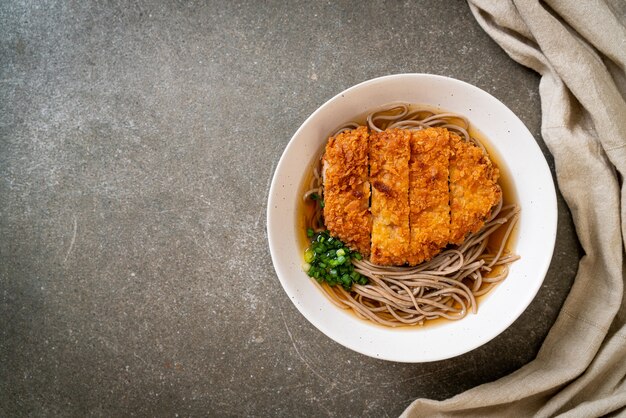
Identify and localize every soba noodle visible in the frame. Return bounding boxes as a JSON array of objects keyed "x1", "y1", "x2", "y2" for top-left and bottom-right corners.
[{"x1": 304, "y1": 103, "x2": 520, "y2": 327}]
